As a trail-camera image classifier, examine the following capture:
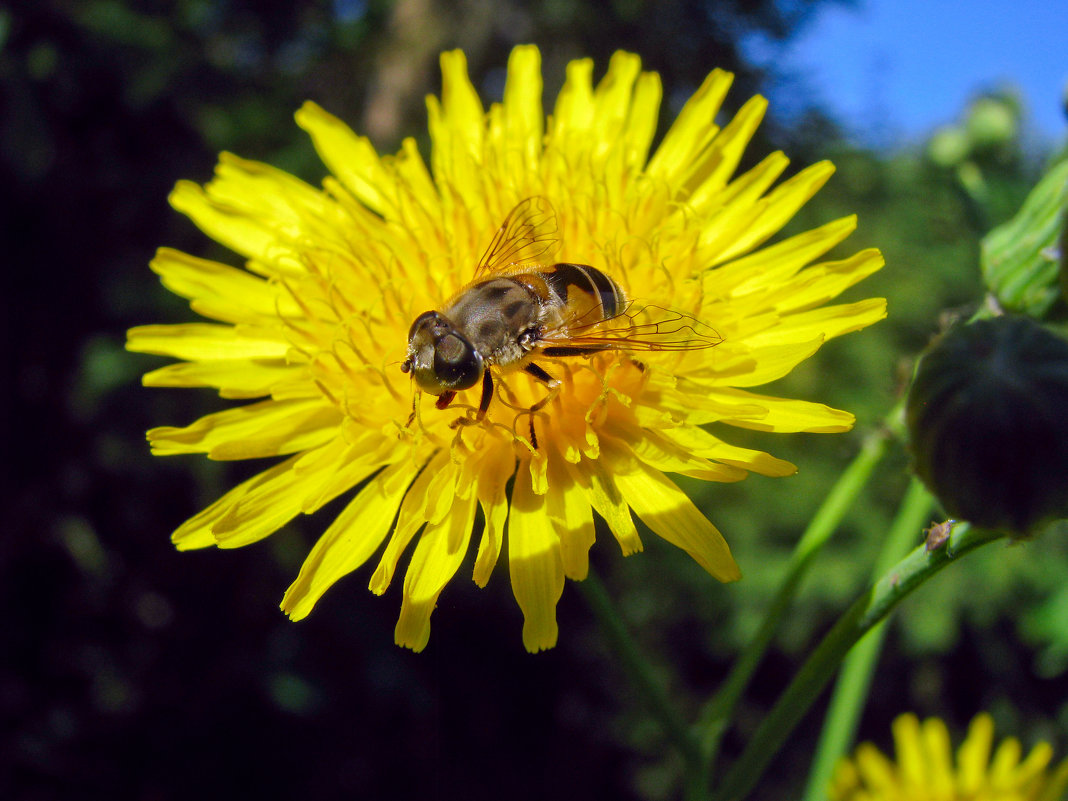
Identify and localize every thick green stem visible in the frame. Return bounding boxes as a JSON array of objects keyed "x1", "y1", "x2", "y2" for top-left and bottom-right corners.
[
  {"x1": 801, "y1": 478, "x2": 935, "y2": 801},
  {"x1": 696, "y1": 423, "x2": 894, "y2": 778},
  {"x1": 710, "y1": 523, "x2": 1004, "y2": 801},
  {"x1": 577, "y1": 568, "x2": 702, "y2": 774}
]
